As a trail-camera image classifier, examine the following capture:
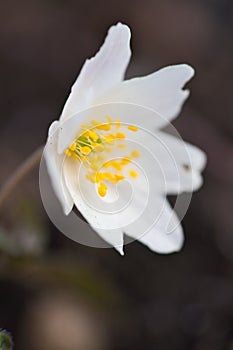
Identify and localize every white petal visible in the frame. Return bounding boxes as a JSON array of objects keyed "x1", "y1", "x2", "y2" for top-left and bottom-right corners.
[
  {"x1": 96, "y1": 64, "x2": 194, "y2": 128},
  {"x1": 158, "y1": 132, "x2": 207, "y2": 171},
  {"x1": 151, "y1": 131, "x2": 206, "y2": 193},
  {"x1": 125, "y1": 200, "x2": 184, "y2": 254},
  {"x1": 44, "y1": 121, "x2": 74, "y2": 215},
  {"x1": 62, "y1": 158, "x2": 125, "y2": 254},
  {"x1": 60, "y1": 23, "x2": 131, "y2": 122},
  {"x1": 93, "y1": 228, "x2": 124, "y2": 255}
]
